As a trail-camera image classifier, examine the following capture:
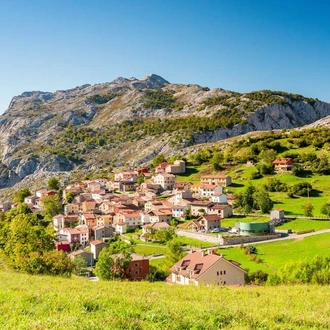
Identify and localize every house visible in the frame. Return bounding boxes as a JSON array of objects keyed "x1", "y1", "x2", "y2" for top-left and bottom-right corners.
[
  {"x1": 79, "y1": 213, "x2": 98, "y2": 228},
  {"x1": 270, "y1": 209, "x2": 285, "y2": 220},
  {"x1": 69, "y1": 250, "x2": 94, "y2": 266},
  {"x1": 0, "y1": 201, "x2": 12, "y2": 212},
  {"x1": 115, "y1": 222, "x2": 127, "y2": 235},
  {"x1": 114, "y1": 212, "x2": 142, "y2": 229},
  {"x1": 114, "y1": 171, "x2": 138, "y2": 182},
  {"x1": 142, "y1": 221, "x2": 170, "y2": 234},
  {"x1": 153, "y1": 173, "x2": 176, "y2": 190},
  {"x1": 90, "y1": 240, "x2": 108, "y2": 260},
  {"x1": 24, "y1": 195, "x2": 37, "y2": 206},
  {"x1": 53, "y1": 214, "x2": 79, "y2": 231},
  {"x1": 92, "y1": 225, "x2": 114, "y2": 241},
  {"x1": 64, "y1": 203, "x2": 80, "y2": 214},
  {"x1": 145, "y1": 209, "x2": 172, "y2": 224},
  {"x1": 273, "y1": 158, "x2": 294, "y2": 172},
  {"x1": 36, "y1": 189, "x2": 57, "y2": 198},
  {"x1": 208, "y1": 204, "x2": 233, "y2": 218},
  {"x1": 54, "y1": 240, "x2": 71, "y2": 253},
  {"x1": 165, "y1": 160, "x2": 186, "y2": 174},
  {"x1": 210, "y1": 193, "x2": 227, "y2": 204},
  {"x1": 197, "y1": 214, "x2": 221, "y2": 232},
  {"x1": 190, "y1": 201, "x2": 214, "y2": 216},
  {"x1": 200, "y1": 175, "x2": 232, "y2": 187},
  {"x1": 126, "y1": 253, "x2": 150, "y2": 280},
  {"x1": 168, "y1": 250, "x2": 246, "y2": 286},
  {"x1": 198, "y1": 184, "x2": 223, "y2": 198},
  {"x1": 59, "y1": 226, "x2": 89, "y2": 245}
]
